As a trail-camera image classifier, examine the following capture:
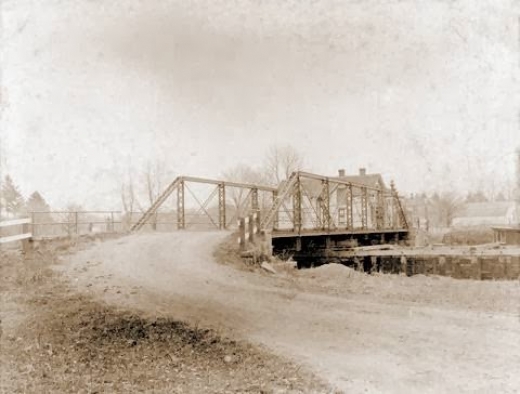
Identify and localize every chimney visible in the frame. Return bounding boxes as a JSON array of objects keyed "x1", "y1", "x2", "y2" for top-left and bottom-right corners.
[
  {"x1": 338, "y1": 169, "x2": 345, "y2": 177},
  {"x1": 359, "y1": 168, "x2": 366, "y2": 176}
]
